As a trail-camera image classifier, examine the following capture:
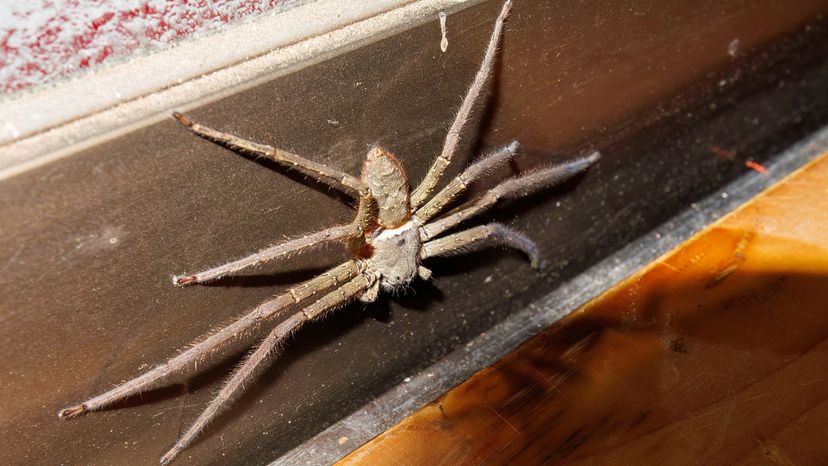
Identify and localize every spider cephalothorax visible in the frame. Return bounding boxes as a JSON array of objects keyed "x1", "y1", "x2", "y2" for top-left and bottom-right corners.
[{"x1": 58, "y1": 1, "x2": 599, "y2": 463}]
